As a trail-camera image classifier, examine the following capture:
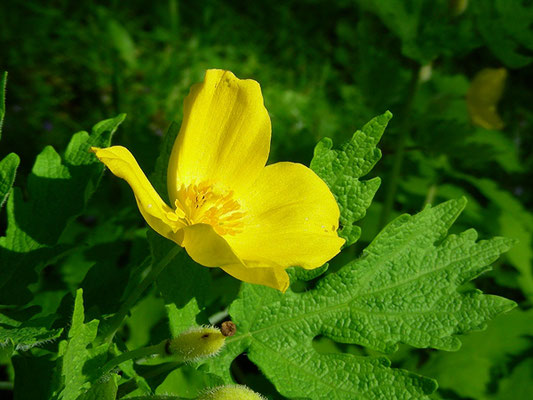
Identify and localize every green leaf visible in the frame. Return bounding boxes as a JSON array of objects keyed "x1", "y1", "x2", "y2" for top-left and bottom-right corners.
[
  {"x1": 106, "y1": 18, "x2": 137, "y2": 68},
  {"x1": 0, "y1": 152, "x2": 19, "y2": 209},
  {"x1": 457, "y1": 174, "x2": 533, "y2": 301},
  {"x1": 311, "y1": 112, "x2": 391, "y2": 246},
  {"x1": 493, "y1": 357, "x2": 533, "y2": 400},
  {"x1": 125, "y1": 397, "x2": 183, "y2": 400},
  {"x1": 0, "y1": 114, "x2": 125, "y2": 305},
  {"x1": 205, "y1": 289, "x2": 436, "y2": 400},
  {"x1": 12, "y1": 354, "x2": 57, "y2": 400},
  {"x1": 354, "y1": 0, "x2": 479, "y2": 63},
  {"x1": 125, "y1": 291, "x2": 166, "y2": 350},
  {"x1": 77, "y1": 374, "x2": 119, "y2": 400},
  {"x1": 203, "y1": 198, "x2": 513, "y2": 399},
  {"x1": 149, "y1": 121, "x2": 212, "y2": 336},
  {"x1": 420, "y1": 308, "x2": 533, "y2": 399},
  {"x1": 150, "y1": 231, "x2": 211, "y2": 336},
  {"x1": 154, "y1": 365, "x2": 224, "y2": 398},
  {"x1": 466, "y1": 128, "x2": 522, "y2": 173},
  {"x1": 52, "y1": 289, "x2": 108, "y2": 400},
  {"x1": 151, "y1": 121, "x2": 179, "y2": 201},
  {"x1": 0, "y1": 312, "x2": 62, "y2": 355},
  {"x1": 473, "y1": 0, "x2": 533, "y2": 68},
  {"x1": 288, "y1": 263, "x2": 329, "y2": 282},
  {"x1": 0, "y1": 71, "x2": 6, "y2": 137}
]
